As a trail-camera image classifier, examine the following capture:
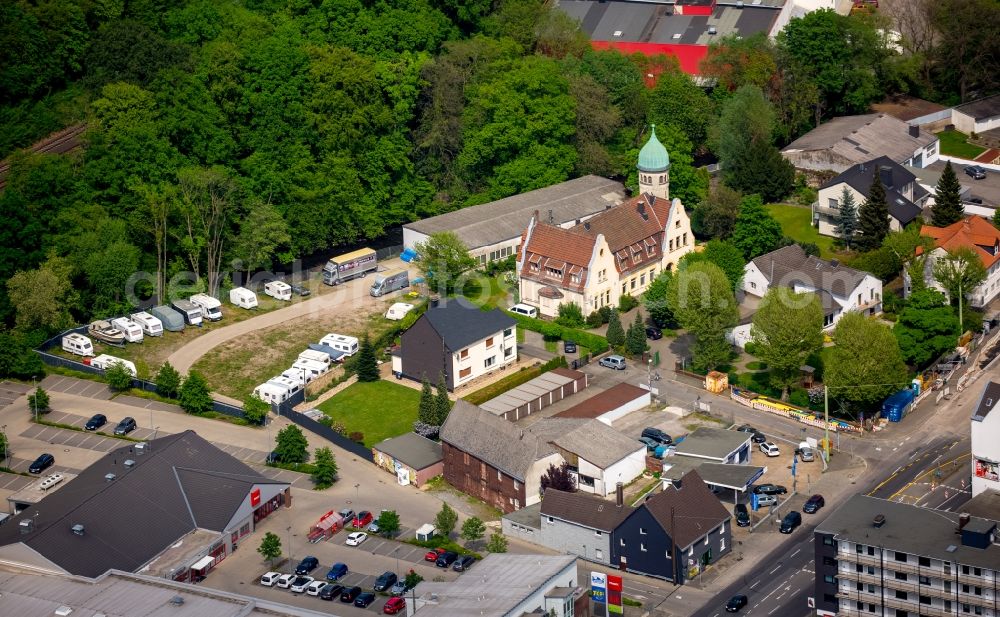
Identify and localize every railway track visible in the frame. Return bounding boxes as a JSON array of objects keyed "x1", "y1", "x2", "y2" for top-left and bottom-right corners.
[{"x1": 0, "y1": 122, "x2": 86, "y2": 191}]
